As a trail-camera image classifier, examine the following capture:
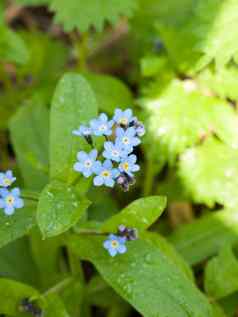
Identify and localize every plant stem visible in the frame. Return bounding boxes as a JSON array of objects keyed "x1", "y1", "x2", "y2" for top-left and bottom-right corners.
[
  {"x1": 21, "y1": 190, "x2": 40, "y2": 202},
  {"x1": 143, "y1": 159, "x2": 154, "y2": 197},
  {"x1": 43, "y1": 277, "x2": 74, "y2": 297}
]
